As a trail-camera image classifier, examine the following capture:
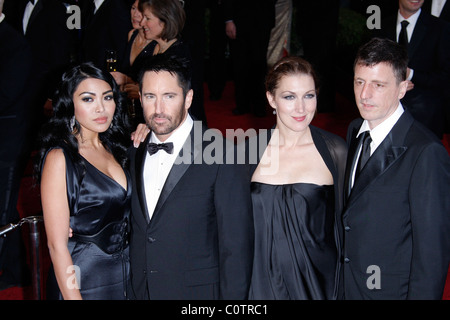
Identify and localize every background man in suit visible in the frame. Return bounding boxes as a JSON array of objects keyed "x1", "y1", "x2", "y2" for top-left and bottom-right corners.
[
  {"x1": 422, "y1": 0, "x2": 450, "y2": 134},
  {"x1": 0, "y1": 0, "x2": 33, "y2": 290},
  {"x1": 343, "y1": 37, "x2": 450, "y2": 299},
  {"x1": 3, "y1": 0, "x2": 74, "y2": 132},
  {"x1": 128, "y1": 55, "x2": 253, "y2": 299},
  {"x1": 223, "y1": 0, "x2": 276, "y2": 117},
  {"x1": 372, "y1": 0, "x2": 450, "y2": 139},
  {"x1": 79, "y1": 0, "x2": 131, "y2": 70}
]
